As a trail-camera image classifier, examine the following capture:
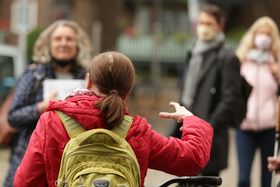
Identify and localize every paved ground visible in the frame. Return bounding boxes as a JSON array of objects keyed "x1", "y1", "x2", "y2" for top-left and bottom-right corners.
[{"x1": 0, "y1": 77, "x2": 266, "y2": 187}]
